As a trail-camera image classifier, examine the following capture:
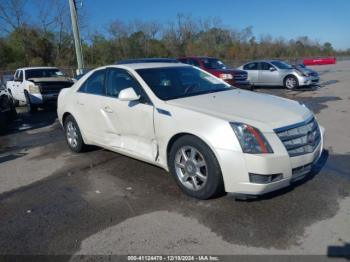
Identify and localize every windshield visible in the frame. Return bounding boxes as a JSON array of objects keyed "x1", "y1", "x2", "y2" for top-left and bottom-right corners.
[
  {"x1": 200, "y1": 58, "x2": 227, "y2": 70},
  {"x1": 26, "y1": 69, "x2": 65, "y2": 79},
  {"x1": 136, "y1": 66, "x2": 232, "y2": 100},
  {"x1": 270, "y1": 61, "x2": 293, "y2": 70}
]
